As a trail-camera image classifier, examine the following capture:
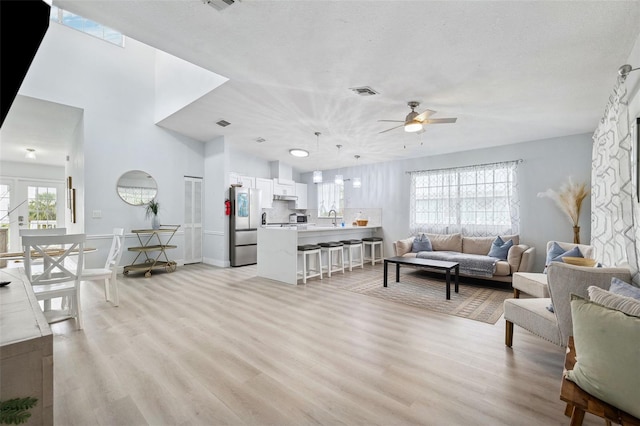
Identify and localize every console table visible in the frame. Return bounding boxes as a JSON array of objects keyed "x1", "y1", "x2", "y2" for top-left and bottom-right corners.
[
  {"x1": 0, "y1": 268, "x2": 53, "y2": 425},
  {"x1": 124, "y1": 225, "x2": 179, "y2": 277}
]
